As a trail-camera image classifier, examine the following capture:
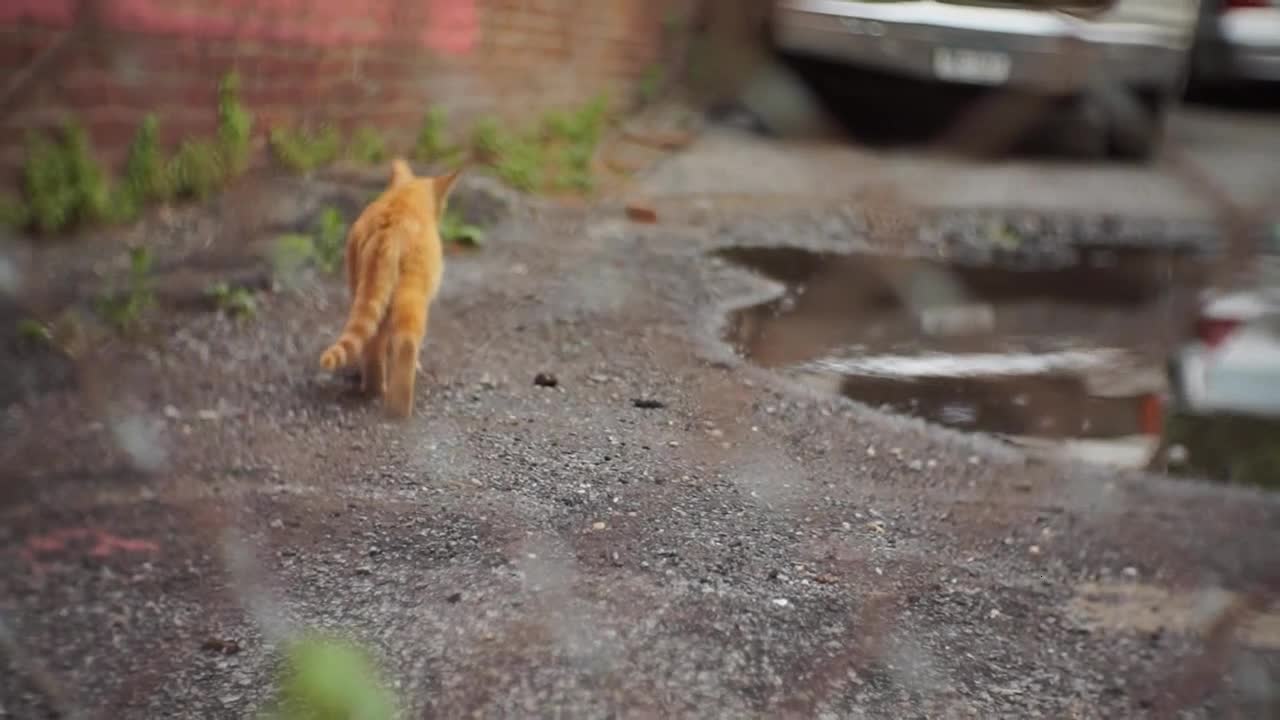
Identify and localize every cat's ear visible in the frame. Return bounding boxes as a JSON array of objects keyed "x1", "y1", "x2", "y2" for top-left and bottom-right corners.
[
  {"x1": 390, "y1": 158, "x2": 414, "y2": 187},
  {"x1": 431, "y1": 165, "x2": 465, "y2": 213}
]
